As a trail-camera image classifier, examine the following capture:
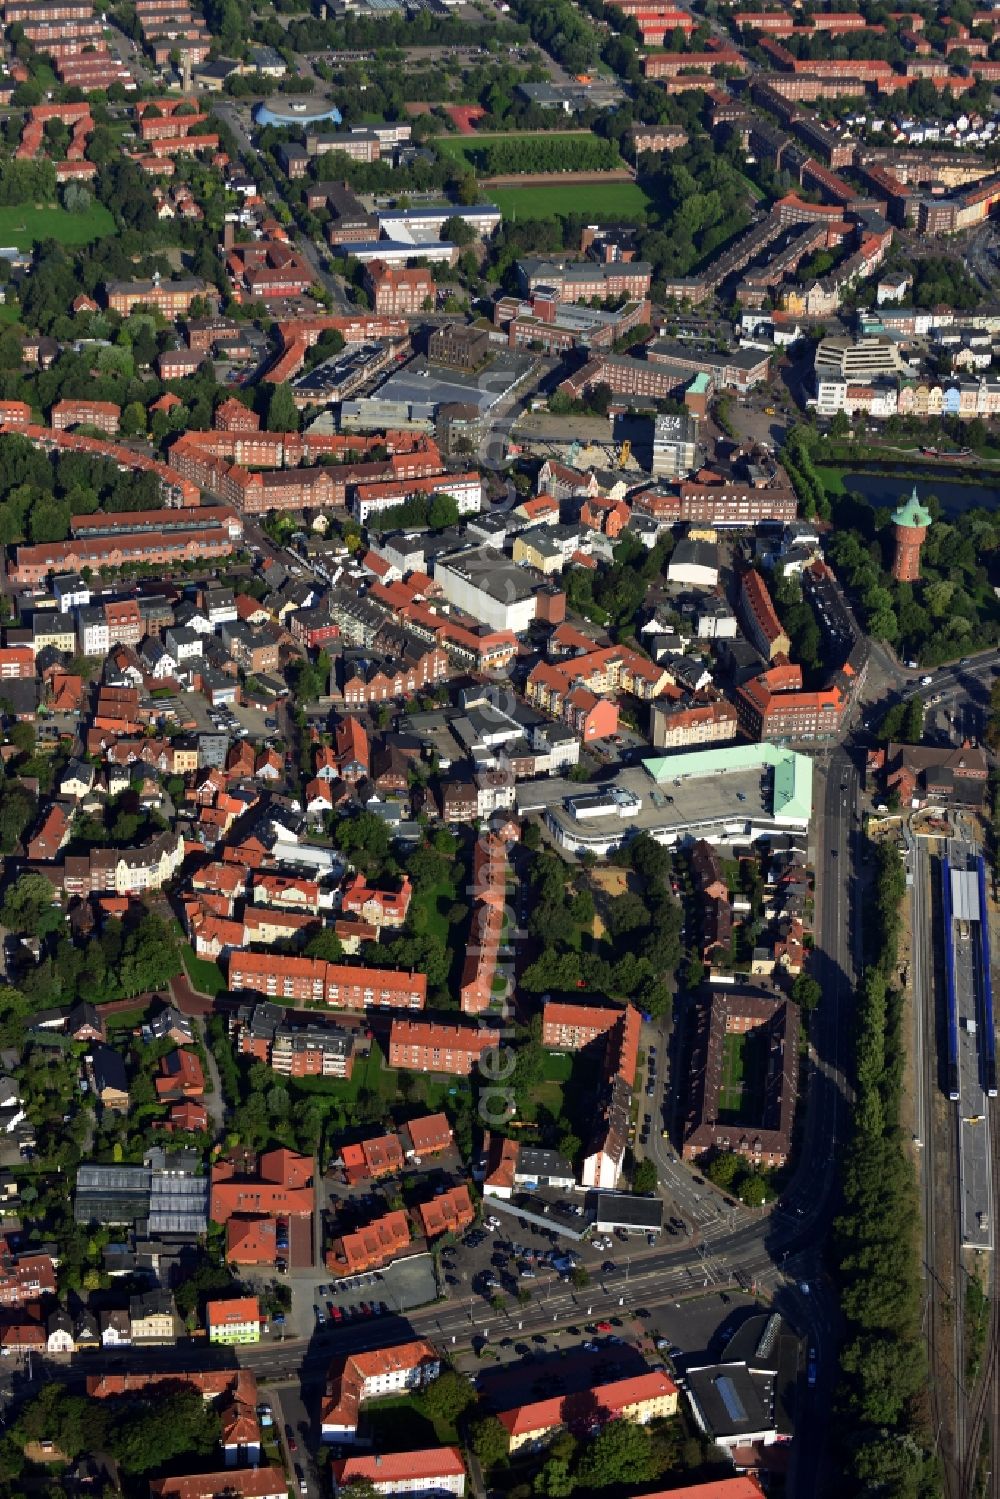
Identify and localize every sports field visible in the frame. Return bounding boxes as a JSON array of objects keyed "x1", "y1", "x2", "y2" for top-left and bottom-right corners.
[
  {"x1": 488, "y1": 182, "x2": 652, "y2": 221},
  {"x1": 0, "y1": 203, "x2": 116, "y2": 248},
  {"x1": 717, "y1": 1026, "x2": 770, "y2": 1124}
]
